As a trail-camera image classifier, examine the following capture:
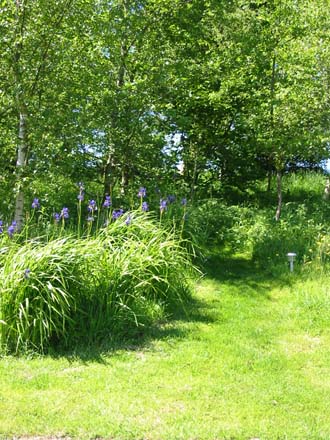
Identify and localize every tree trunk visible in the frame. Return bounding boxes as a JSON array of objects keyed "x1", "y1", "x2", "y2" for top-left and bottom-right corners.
[
  {"x1": 120, "y1": 165, "x2": 129, "y2": 196},
  {"x1": 266, "y1": 156, "x2": 273, "y2": 191},
  {"x1": 267, "y1": 169, "x2": 272, "y2": 192},
  {"x1": 103, "y1": 149, "x2": 114, "y2": 197},
  {"x1": 275, "y1": 168, "x2": 282, "y2": 221},
  {"x1": 189, "y1": 142, "x2": 199, "y2": 202},
  {"x1": 14, "y1": 109, "x2": 29, "y2": 230}
]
